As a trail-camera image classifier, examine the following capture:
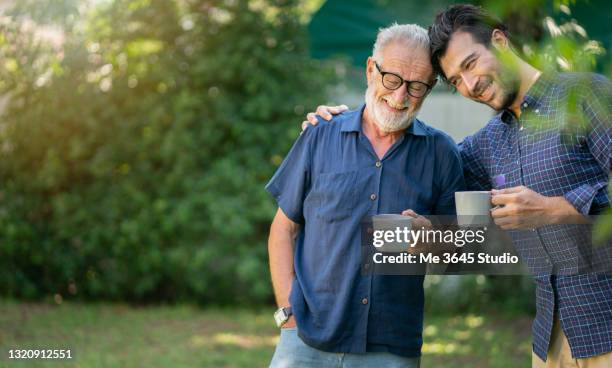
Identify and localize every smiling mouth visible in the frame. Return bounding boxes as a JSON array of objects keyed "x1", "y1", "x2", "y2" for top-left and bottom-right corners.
[
  {"x1": 382, "y1": 98, "x2": 408, "y2": 111},
  {"x1": 475, "y1": 81, "x2": 493, "y2": 101}
]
